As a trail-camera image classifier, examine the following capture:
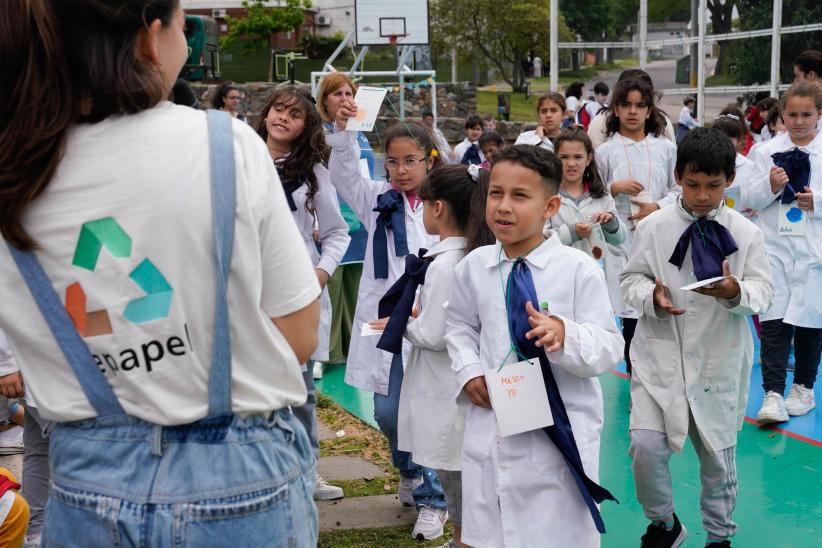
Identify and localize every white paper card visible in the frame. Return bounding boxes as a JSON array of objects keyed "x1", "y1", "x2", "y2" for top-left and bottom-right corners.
[
  {"x1": 680, "y1": 275, "x2": 728, "y2": 291},
  {"x1": 778, "y1": 202, "x2": 807, "y2": 236},
  {"x1": 346, "y1": 86, "x2": 388, "y2": 132},
  {"x1": 361, "y1": 323, "x2": 384, "y2": 337},
  {"x1": 485, "y1": 358, "x2": 554, "y2": 437},
  {"x1": 724, "y1": 186, "x2": 742, "y2": 211}
]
